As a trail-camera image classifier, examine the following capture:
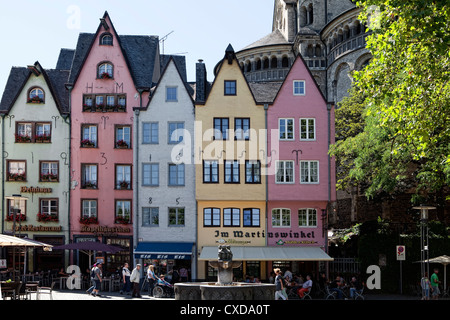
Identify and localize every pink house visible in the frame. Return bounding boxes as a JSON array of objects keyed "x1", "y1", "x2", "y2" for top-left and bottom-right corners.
[
  {"x1": 67, "y1": 12, "x2": 160, "y2": 272},
  {"x1": 267, "y1": 55, "x2": 335, "y2": 274}
]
